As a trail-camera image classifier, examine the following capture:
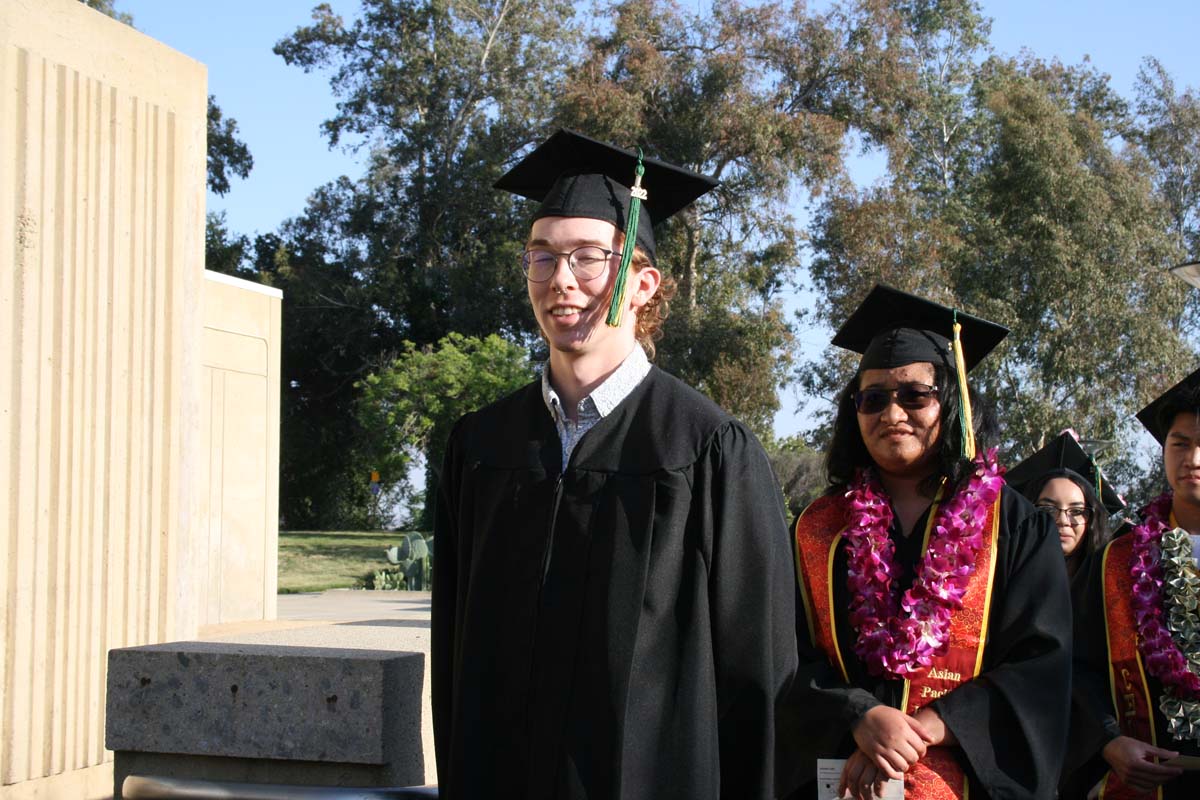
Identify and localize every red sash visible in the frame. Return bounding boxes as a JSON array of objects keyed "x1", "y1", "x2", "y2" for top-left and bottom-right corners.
[
  {"x1": 1097, "y1": 536, "x2": 1162, "y2": 800},
  {"x1": 794, "y1": 492, "x2": 1000, "y2": 800}
]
